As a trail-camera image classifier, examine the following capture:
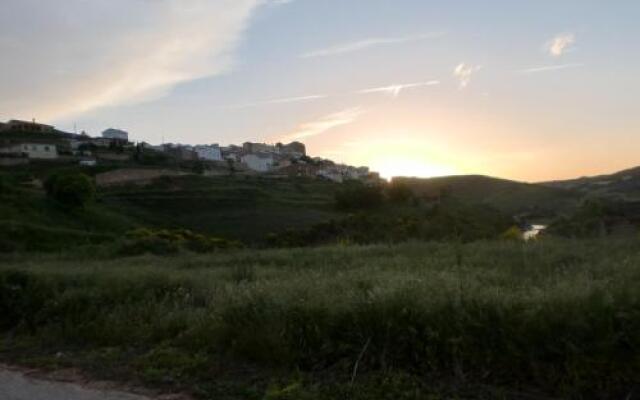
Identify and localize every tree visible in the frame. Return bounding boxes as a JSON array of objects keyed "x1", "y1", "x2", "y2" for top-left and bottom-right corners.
[
  {"x1": 192, "y1": 161, "x2": 206, "y2": 175},
  {"x1": 335, "y1": 184, "x2": 383, "y2": 211},
  {"x1": 45, "y1": 172, "x2": 95, "y2": 209},
  {"x1": 387, "y1": 181, "x2": 413, "y2": 204}
]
